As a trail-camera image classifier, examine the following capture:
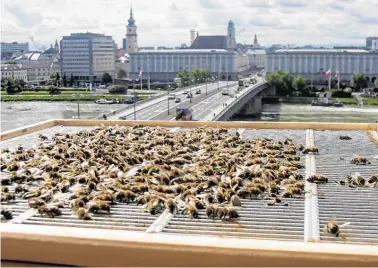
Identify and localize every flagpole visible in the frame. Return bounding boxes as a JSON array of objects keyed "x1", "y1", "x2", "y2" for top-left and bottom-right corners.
[
  {"x1": 337, "y1": 73, "x2": 340, "y2": 90},
  {"x1": 328, "y1": 68, "x2": 331, "y2": 91}
]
